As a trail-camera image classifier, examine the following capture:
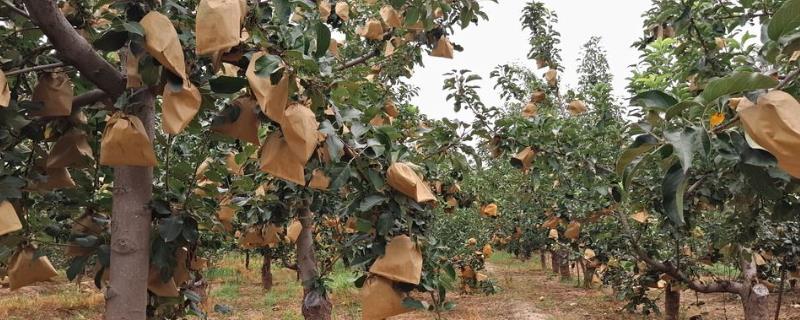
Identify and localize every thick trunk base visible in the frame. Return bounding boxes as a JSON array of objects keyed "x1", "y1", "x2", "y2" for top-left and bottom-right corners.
[
  {"x1": 664, "y1": 283, "x2": 680, "y2": 320},
  {"x1": 296, "y1": 208, "x2": 332, "y2": 320},
  {"x1": 583, "y1": 267, "x2": 596, "y2": 289},
  {"x1": 742, "y1": 283, "x2": 769, "y2": 320},
  {"x1": 262, "y1": 252, "x2": 273, "y2": 291},
  {"x1": 551, "y1": 251, "x2": 560, "y2": 274}
]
